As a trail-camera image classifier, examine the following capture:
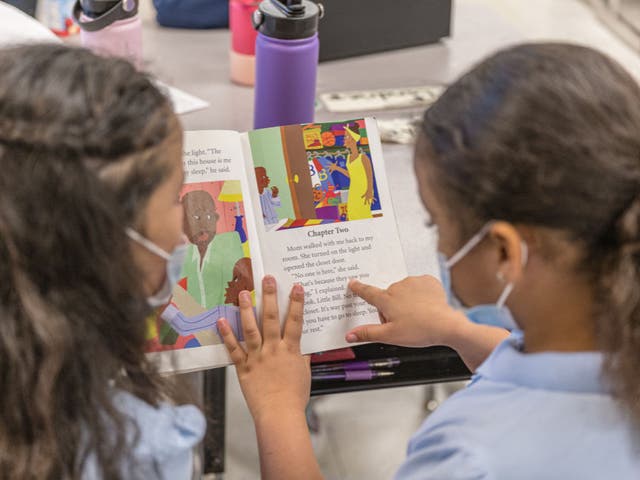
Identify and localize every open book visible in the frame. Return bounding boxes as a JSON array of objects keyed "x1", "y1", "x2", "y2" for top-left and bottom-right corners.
[{"x1": 146, "y1": 118, "x2": 407, "y2": 373}]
